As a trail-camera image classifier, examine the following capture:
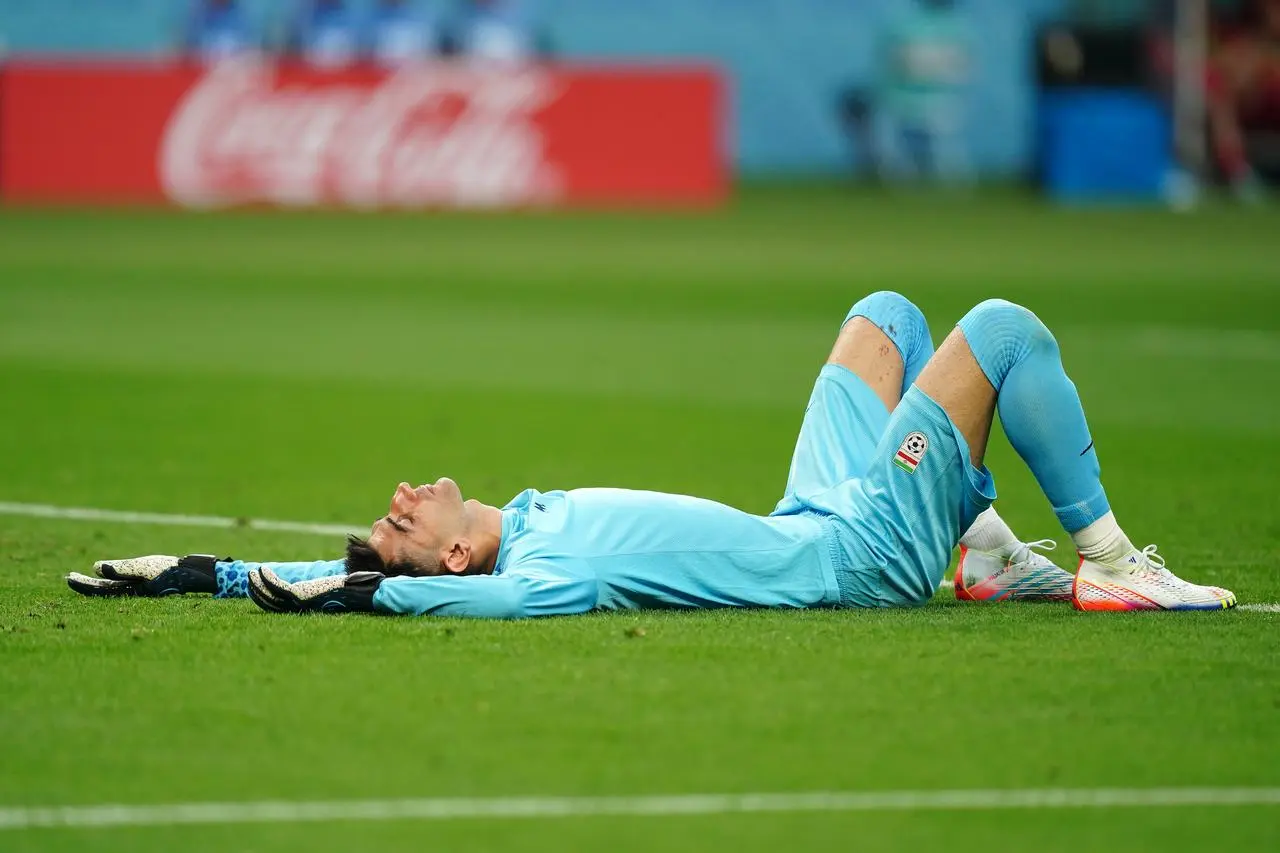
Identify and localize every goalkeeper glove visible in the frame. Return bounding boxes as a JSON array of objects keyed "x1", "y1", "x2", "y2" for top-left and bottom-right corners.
[
  {"x1": 247, "y1": 567, "x2": 384, "y2": 614},
  {"x1": 66, "y1": 555, "x2": 222, "y2": 597}
]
